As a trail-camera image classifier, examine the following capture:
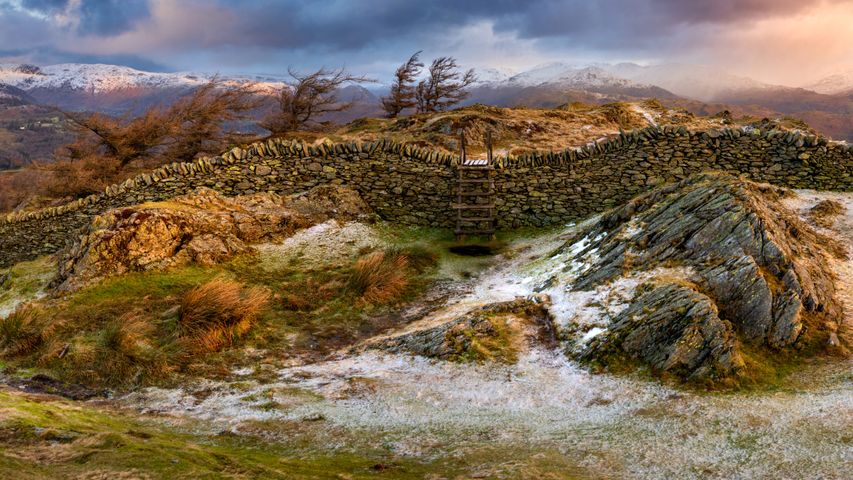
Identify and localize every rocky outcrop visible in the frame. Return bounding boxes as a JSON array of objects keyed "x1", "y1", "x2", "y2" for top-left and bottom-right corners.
[
  {"x1": 368, "y1": 296, "x2": 556, "y2": 363},
  {"x1": 559, "y1": 173, "x2": 847, "y2": 382},
  {"x1": 52, "y1": 185, "x2": 372, "y2": 291},
  {"x1": 580, "y1": 281, "x2": 745, "y2": 381}
]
